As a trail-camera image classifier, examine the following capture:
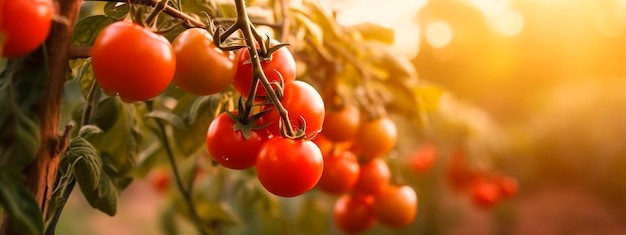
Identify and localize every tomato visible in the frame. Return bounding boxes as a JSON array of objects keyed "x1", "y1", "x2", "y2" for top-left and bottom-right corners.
[
  {"x1": 233, "y1": 39, "x2": 296, "y2": 98},
  {"x1": 148, "y1": 168, "x2": 170, "y2": 194},
  {"x1": 255, "y1": 137, "x2": 323, "y2": 197},
  {"x1": 261, "y1": 81, "x2": 325, "y2": 138},
  {"x1": 0, "y1": 0, "x2": 53, "y2": 57},
  {"x1": 374, "y1": 185, "x2": 418, "y2": 228},
  {"x1": 445, "y1": 148, "x2": 478, "y2": 193},
  {"x1": 333, "y1": 194, "x2": 376, "y2": 233},
  {"x1": 353, "y1": 158, "x2": 390, "y2": 195},
  {"x1": 91, "y1": 21, "x2": 175, "y2": 102},
  {"x1": 496, "y1": 175, "x2": 519, "y2": 198},
  {"x1": 312, "y1": 134, "x2": 334, "y2": 157},
  {"x1": 206, "y1": 112, "x2": 270, "y2": 170},
  {"x1": 354, "y1": 116, "x2": 397, "y2": 162},
  {"x1": 172, "y1": 28, "x2": 235, "y2": 95},
  {"x1": 322, "y1": 104, "x2": 360, "y2": 142},
  {"x1": 316, "y1": 150, "x2": 359, "y2": 194},
  {"x1": 471, "y1": 180, "x2": 501, "y2": 208},
  {"x1": 409, "y1": 142, "x2": 438, "y2": 173}
]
